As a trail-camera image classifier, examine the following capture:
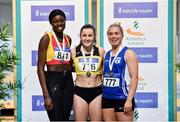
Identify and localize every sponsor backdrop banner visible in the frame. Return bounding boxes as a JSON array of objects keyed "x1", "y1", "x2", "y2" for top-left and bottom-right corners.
[
  {"x1": 19, "y1": 0, "x2": 87, "y2": 121},
  {"x1": 102, "y1": 0, "x2": 169, "y2": 121}
]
